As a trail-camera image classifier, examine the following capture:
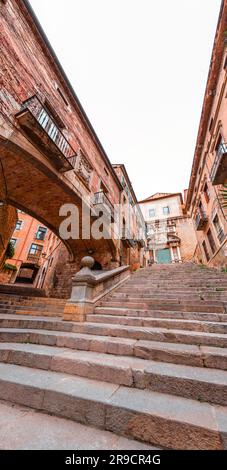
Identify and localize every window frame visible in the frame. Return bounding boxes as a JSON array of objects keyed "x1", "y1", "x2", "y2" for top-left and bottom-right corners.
[
  {"x1": 163, "y1": 206, "x2": 170, "y2": 216},
  {"x1": 149, "y1": 208, "x2": 155, "y2": 218},
  {"x1": 15, "y1": 220, "x2": 23, "y2": 231}
]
